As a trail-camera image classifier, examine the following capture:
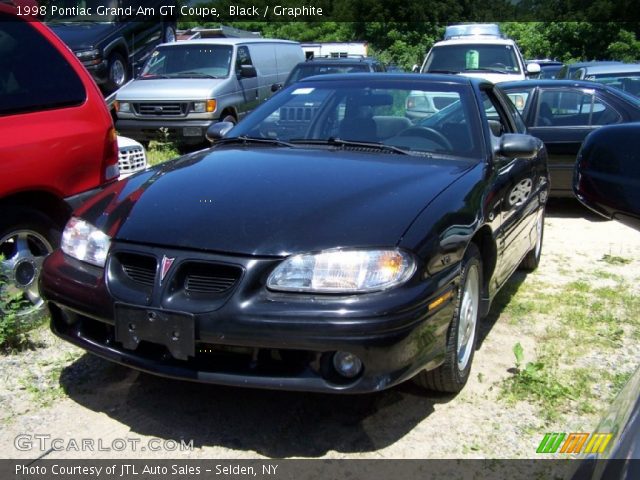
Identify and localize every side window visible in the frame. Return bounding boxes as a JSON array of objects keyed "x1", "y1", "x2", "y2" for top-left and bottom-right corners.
[
  {"x1": 591, "y1": 96, "x2": 622, "y2": 125},
  {"x1": 480, "y1": 90, "x2": 512, "y2": 137},
  {"x1": 0, "y1": 17, "x2": 86, "y2": 116},
  {"x1": 536, "y1": 89, "x2": 620, "y2": 127},
  {"x1": 235, "y1": 46, "x2": 253, "y2": 72},
  {"x1": 505, "y1": 89, "x2": 532, "y2": 114}
]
